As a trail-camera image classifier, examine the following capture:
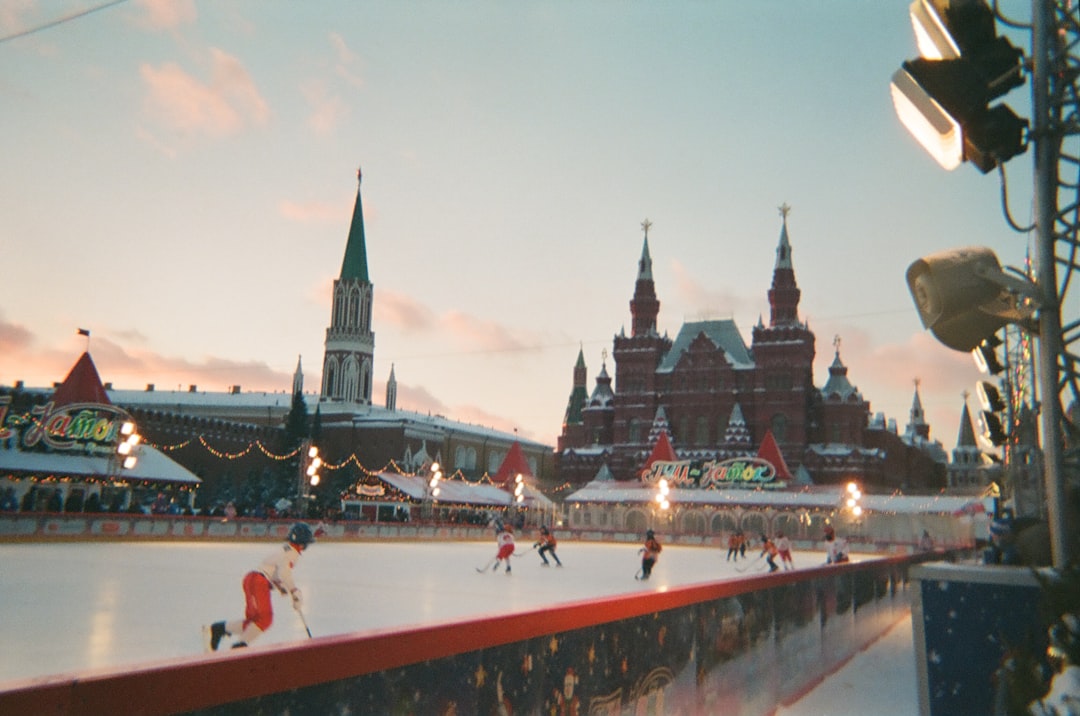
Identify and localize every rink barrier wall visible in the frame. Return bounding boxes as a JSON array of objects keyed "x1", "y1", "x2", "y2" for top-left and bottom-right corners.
[
  {"x1": 0, "y1": 552, "x2": 930, "y2": 716},
  {"x1": 0, "y1": 513, "x2": 926, "y2": 555}
]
